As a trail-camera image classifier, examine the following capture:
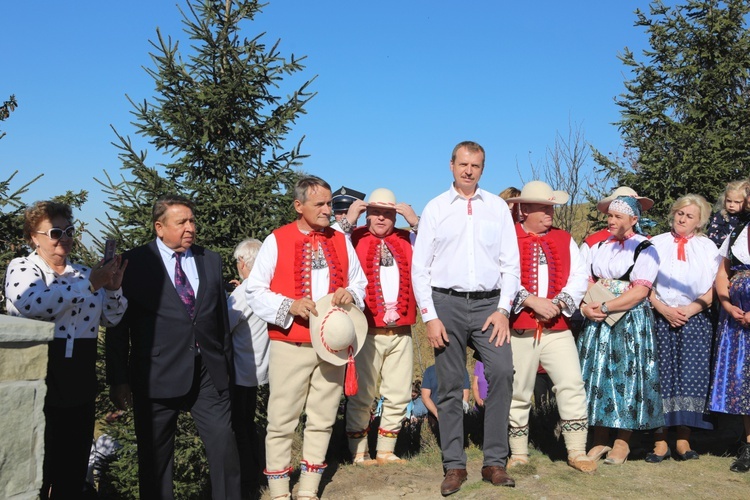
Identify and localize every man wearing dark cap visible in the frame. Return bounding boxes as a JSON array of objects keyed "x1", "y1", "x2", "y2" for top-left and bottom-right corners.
[{"x1": 331, "y1": 186, "x2": 366, "y2": 232}]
